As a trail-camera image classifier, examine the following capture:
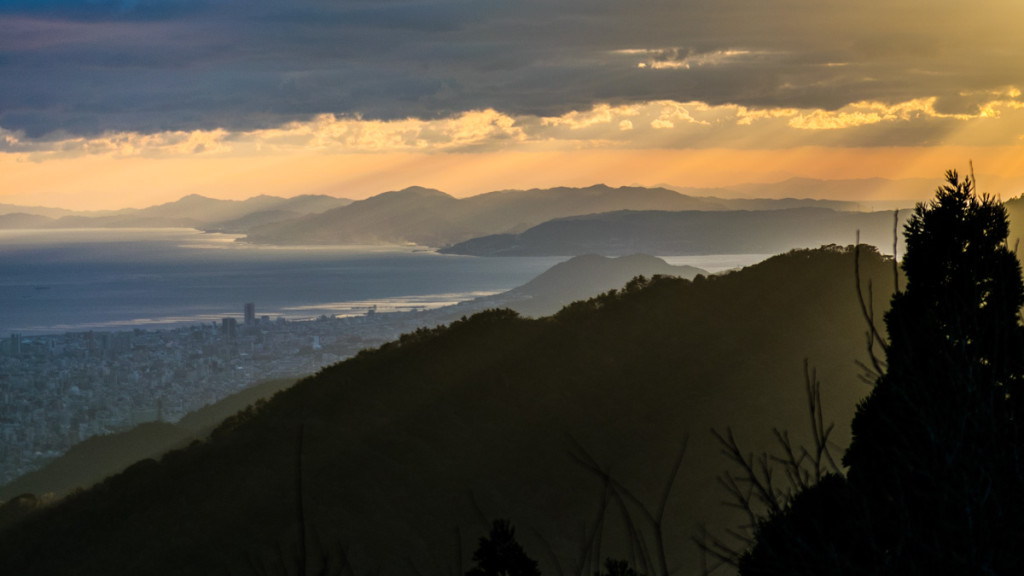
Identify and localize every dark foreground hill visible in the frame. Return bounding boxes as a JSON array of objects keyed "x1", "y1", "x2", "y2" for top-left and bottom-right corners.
[
  {"x1": 479, "y1": 253, "x2": 706, "y2": 317},
  {"x1": 0, "y1": 254, "x2": 706, "y2": 500},
  {"x1": 0, "y1": 378, "x2": 298, "y2": 502},
  {"x1": 0, "y1": 246, "x2": 897, "y2": 576}
]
